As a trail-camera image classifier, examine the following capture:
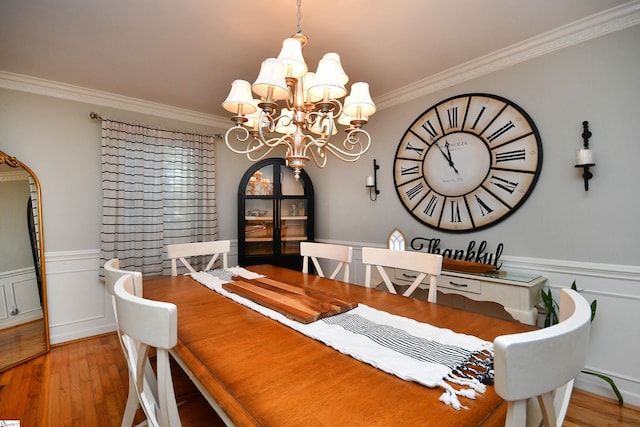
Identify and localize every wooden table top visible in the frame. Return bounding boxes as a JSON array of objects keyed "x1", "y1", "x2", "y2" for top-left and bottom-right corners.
[{"x1": 143, "y1": 265, "x2": 535, "y2": 427}]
